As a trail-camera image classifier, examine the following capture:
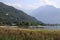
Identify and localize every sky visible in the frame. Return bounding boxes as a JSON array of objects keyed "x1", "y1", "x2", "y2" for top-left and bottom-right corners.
[{"x1": 0, "y1": 0, "x2": 60, "y2": 10}]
